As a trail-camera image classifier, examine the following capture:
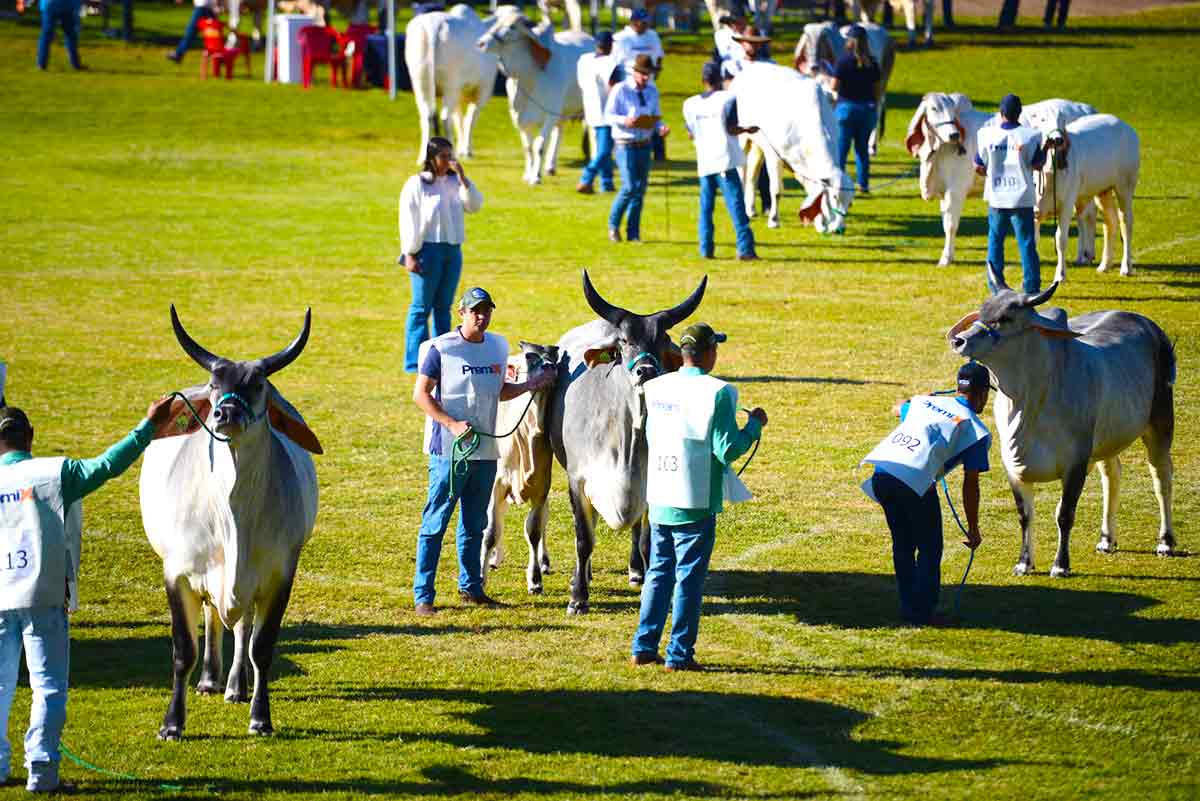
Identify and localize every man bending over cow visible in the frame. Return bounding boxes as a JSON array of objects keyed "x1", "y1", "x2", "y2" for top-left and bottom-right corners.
[
  {"x1": 631, "y1": 323, "x2": 766, "y2": 671},
  {"x1": 0, "y1": 396, "x2": 173, "y2": 792},
  {"x1": 412, "y1": 287, "x2": 554, "y2": 615},
  {"x1": 861, "y1": 362, "x2": 989, "y2": 626}
]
